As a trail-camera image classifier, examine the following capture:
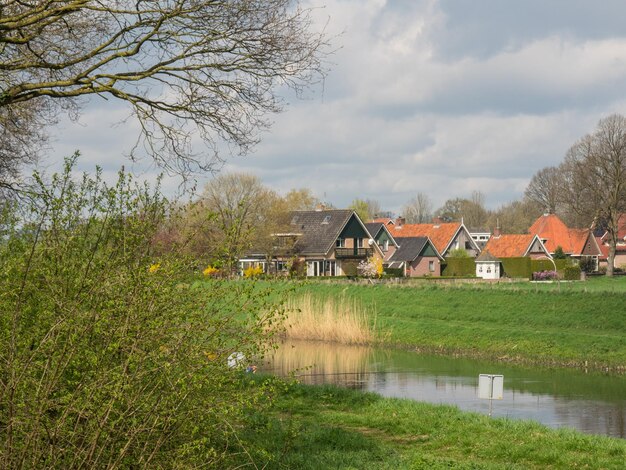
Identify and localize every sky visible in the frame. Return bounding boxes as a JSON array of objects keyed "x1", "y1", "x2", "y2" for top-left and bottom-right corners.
[{"x1": 49, "y1": 0, "x2": 626, "y2": 214}]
